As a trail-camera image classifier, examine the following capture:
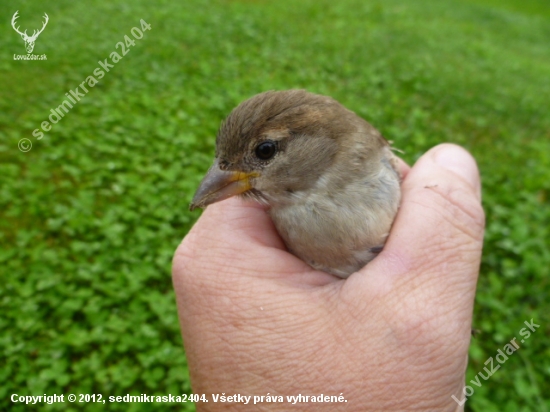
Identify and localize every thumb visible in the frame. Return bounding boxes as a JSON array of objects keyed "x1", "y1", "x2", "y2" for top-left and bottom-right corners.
[
  {"x1": 365, "y1": 144, "x2": 485, "y2": 328},
  {"x1": 386, "y1": 143, "x2": 484, "y2": 274}
]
